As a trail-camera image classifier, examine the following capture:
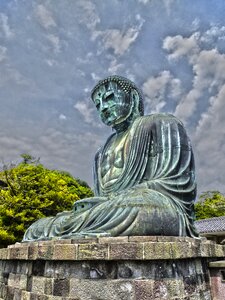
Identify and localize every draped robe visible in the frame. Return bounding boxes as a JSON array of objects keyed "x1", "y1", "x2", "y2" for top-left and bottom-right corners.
[{"x1": 22, "y1": 114, "x2": 198, "y2": 242}]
